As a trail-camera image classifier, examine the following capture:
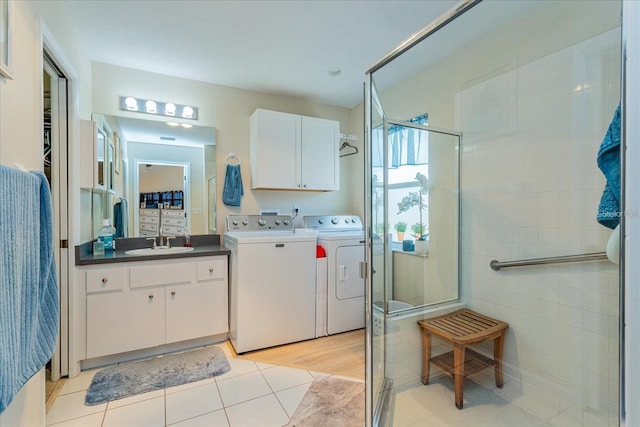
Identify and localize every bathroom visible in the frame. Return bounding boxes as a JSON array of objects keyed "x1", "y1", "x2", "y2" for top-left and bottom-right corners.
[{"x1": 1, "y1": 0, "x2": 639, "y2": 426}]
